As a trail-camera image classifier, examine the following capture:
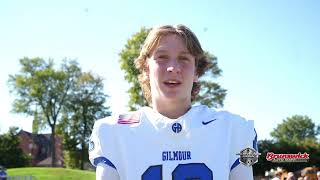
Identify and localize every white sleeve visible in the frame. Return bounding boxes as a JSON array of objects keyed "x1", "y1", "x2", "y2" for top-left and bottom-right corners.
[
  {"x1": 96, "y1": 163, "x2": 120, "y2": 180},
  {"x1": 229, "y1": 164, "x2": 253, "y2": 180},
  {"x1": 89, "y1": 120, "x2": 106, "y2": 166},
  {"x1": 89, "y1": 119, "x2": 119, "y2": 173},
  {"x1": 229, "y1": 117, "x2": 258, "y2": 180}
]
